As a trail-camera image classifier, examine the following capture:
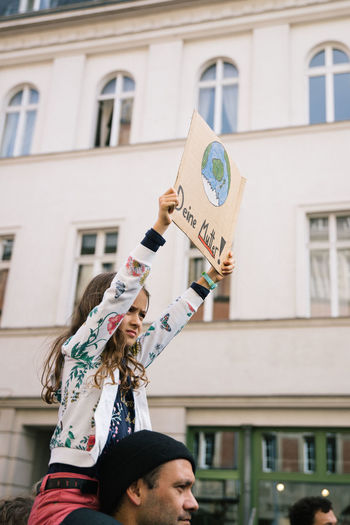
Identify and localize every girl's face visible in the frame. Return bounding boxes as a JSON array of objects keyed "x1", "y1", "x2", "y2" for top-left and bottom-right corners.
[{"x1": 119, "y1": 289, "x2": 148, "y2": 346}]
